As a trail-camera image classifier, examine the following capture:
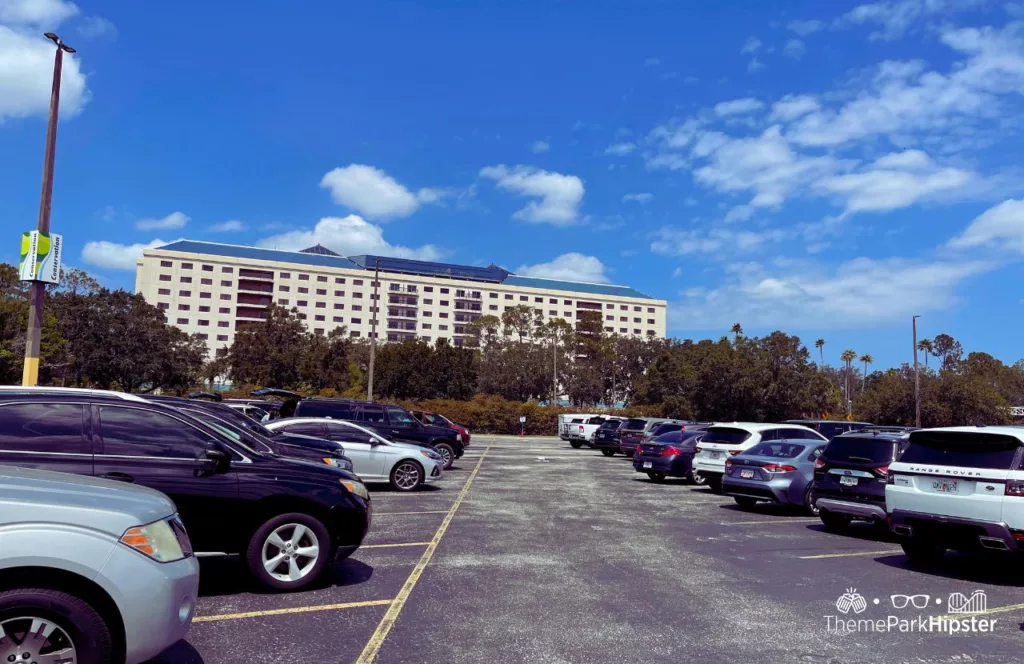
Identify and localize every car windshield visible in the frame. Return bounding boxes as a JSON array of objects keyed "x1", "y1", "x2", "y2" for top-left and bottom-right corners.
[
  {"x1": 184, "y1": 409, "x2": 274, "y2": 454},
  {"x1": 744, "y1": 442, "x2": 806, "y2": 458},
  {"x1": 823, "y1": 437, "x2": 895, "y2": 463},
  {"x1": 598, "y1": 420, "x2": 620, "y2": 429},
  {"x1": 702, "y1": 428, "x2": 752, "y2": 445},
  {"x1": 899, "y1": 432, "x2": 1022, "y2": 470},
  {"x1": 209, "y1": 404, "x2": 275, "y2": 438}
]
